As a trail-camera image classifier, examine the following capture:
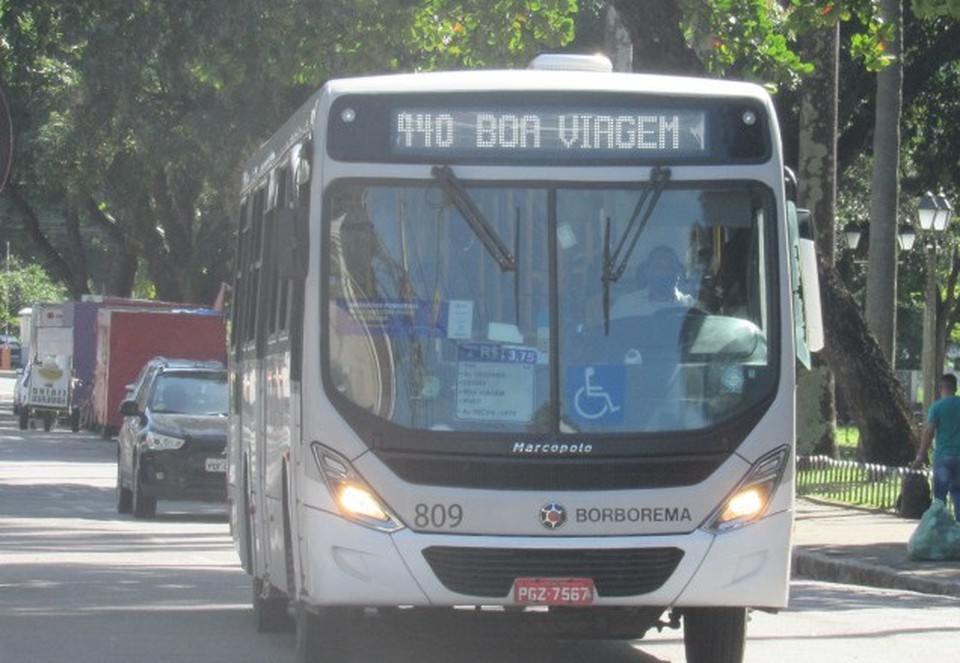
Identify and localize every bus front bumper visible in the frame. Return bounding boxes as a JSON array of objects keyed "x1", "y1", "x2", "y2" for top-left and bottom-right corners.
[{"x1": 296, "y1": 506, "x2": 792, "y2": 610}]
